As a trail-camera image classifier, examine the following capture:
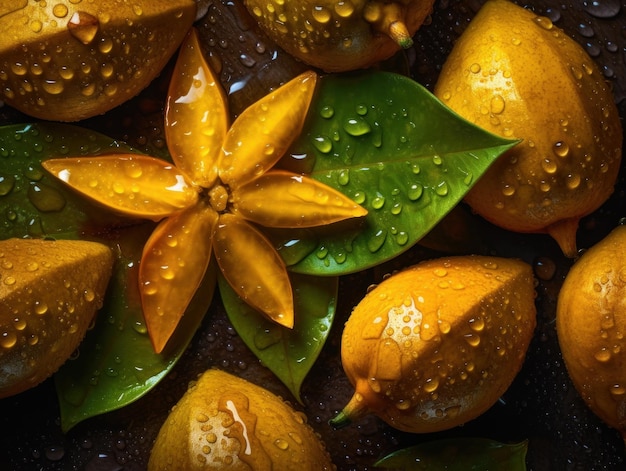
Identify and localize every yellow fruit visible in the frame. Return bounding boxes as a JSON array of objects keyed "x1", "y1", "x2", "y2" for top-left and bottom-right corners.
[
  {"x1": 434, "y1": 0, "x2": 622, "y2": 258},
  {"x1": 0, "y1": 238, "x2": 113, "y2": 399},
  {"x1": 0, "y1": 0, "x2": 197, "y2": 121},
  {"x1": 331, "y1": 255, "x2": 536, "y2": 433},
  {"x1": 243, "y1": 0, "x2": 435, "y2": 72},
  {"x1": 557, "y1": 225, "x2": 626, "y2": 441},
  {"x1": 148, "y1": 369, "x2": 335, "y2": 470}
]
